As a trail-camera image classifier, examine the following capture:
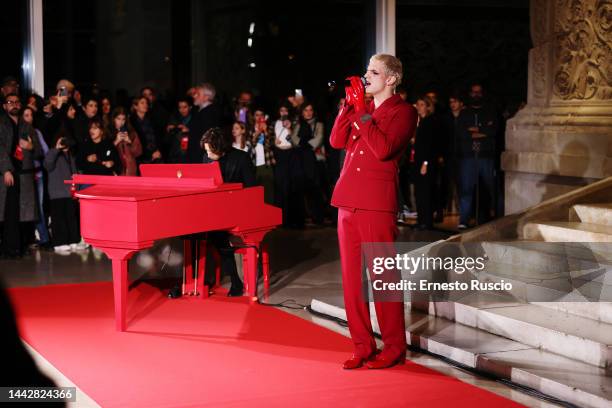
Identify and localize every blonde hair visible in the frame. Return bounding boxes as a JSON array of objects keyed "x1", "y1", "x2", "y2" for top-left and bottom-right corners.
[{"x1": 370, "y1": 54, "x2": 403, "y2": 87}]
